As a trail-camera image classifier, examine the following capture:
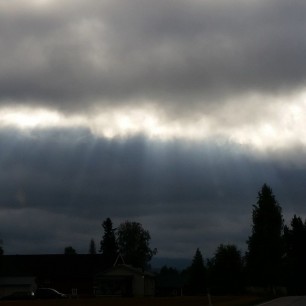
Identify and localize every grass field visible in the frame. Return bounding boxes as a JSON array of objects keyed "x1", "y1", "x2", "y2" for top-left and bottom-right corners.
[{"x1": 0, "y1": 296, "x2": 266, "y2": 306}]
